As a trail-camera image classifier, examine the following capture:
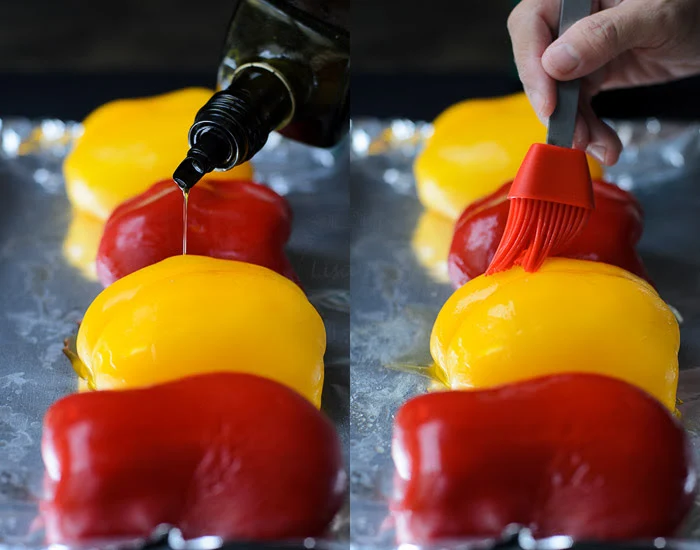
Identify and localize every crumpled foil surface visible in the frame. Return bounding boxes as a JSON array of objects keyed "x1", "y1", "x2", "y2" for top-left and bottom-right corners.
[
  {"x1": 350, "y1": 118, "x2": 700, "y2": 549},
  {"x1": 3, "y1": 114, "x2": 700, "y2": 550},
  {"x1": 0, "y1": 118, "x2": 349, "y2": 549}
]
